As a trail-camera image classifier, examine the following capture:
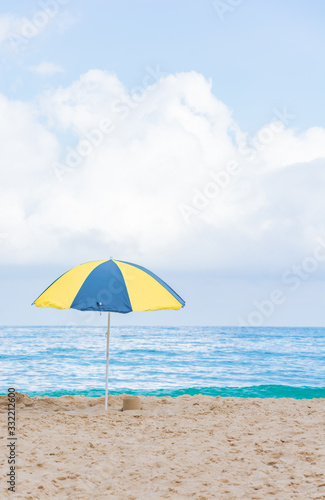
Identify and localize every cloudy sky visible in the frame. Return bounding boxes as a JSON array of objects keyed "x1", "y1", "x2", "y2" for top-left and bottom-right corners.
[{"x1": 1, "y1": 0, "x2": 325, "y2": 326}]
